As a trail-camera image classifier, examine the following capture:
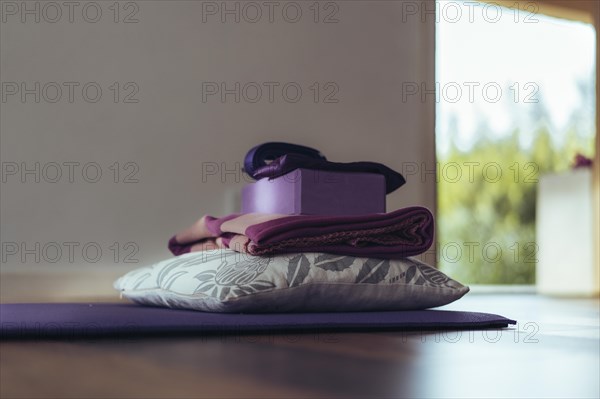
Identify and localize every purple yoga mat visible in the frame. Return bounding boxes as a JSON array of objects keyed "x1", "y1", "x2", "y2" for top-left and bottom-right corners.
[{"x1": 0, "y1": 303, "x2": 515, "y2": 338}]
